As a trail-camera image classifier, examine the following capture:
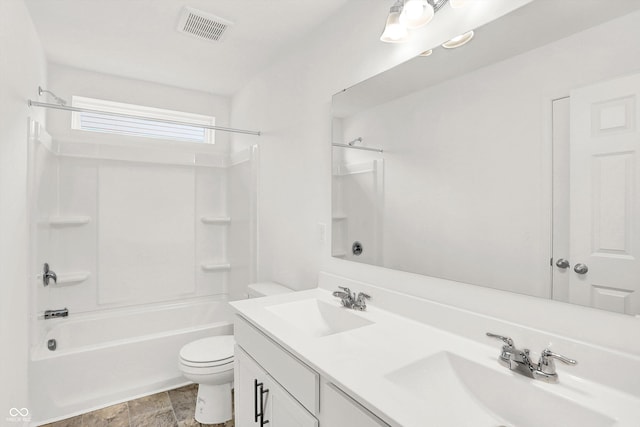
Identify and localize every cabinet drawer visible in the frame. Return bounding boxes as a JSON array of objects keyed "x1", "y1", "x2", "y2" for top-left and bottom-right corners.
[{"x1": 235, "y1": 314, "x2": 319, "y2": 414}]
